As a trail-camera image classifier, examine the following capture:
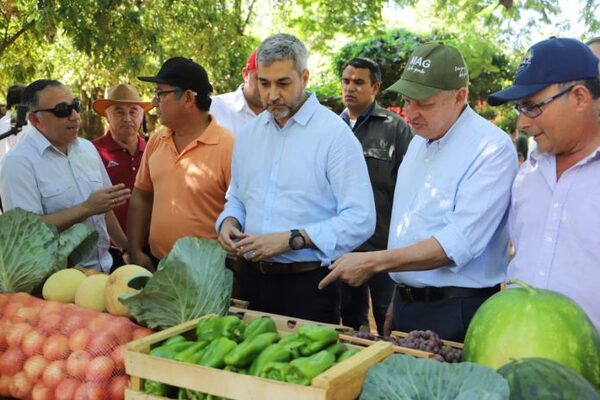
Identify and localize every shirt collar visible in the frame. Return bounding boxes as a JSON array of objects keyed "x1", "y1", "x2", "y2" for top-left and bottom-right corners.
[
  {"x1": 98, "y1": 131, "x2": 146, "y2": 153},
  {"x1": 231, "y1": 85, "x2": 249, "y2": 113},
  {"x1": 28, "y1": 125, "x2": 79, "y2": 156},
  {"x1": 530, "y1": 144, "x2": 600, "y2": 167},
  {"x1": 340, "y1": 102, "x2": 376, "y2": 125},
  {"x1": 160, "y1": 116, "x2": 223, "y2": 145},
  {"x1": 263, "y1": 92, "x2": 318, "y2": 128}
]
